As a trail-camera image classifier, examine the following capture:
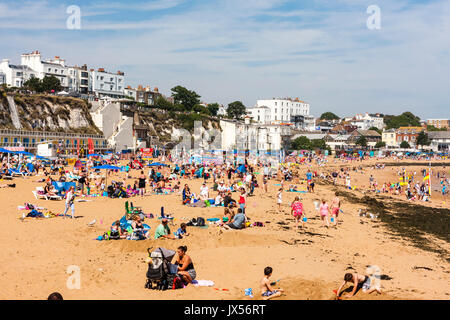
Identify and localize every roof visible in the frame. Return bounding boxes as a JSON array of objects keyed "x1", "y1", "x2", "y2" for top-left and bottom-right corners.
[
  {"x1": 354, "y1": 130, "x2": 381, "y2": 137},
  {"x1": 9, "y1": 64, "x2": 35, "y2": 71},
  {"x1": 292, "y1": 133, "x2": 326, "y2": 140}
]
